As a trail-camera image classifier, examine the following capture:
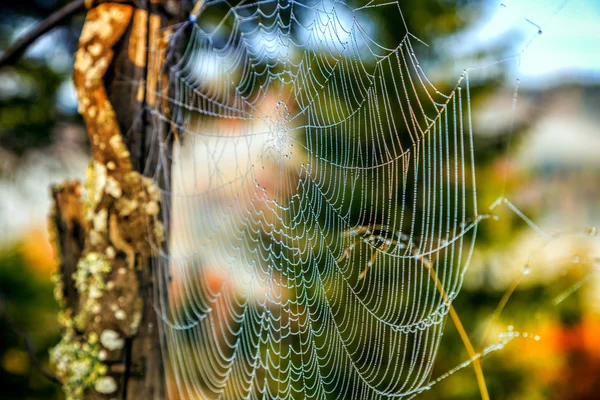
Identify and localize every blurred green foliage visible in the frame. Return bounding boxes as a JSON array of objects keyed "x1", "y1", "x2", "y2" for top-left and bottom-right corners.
[
  {"x1": 0, "y1": 62, "x2": 65, "y2": 152},
  {"x1": 0, "y1": 247, "x2": 61, "y2": 399},
  {"x1": 0, "y1": 0, "x2": 82, "y2": 155}
]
